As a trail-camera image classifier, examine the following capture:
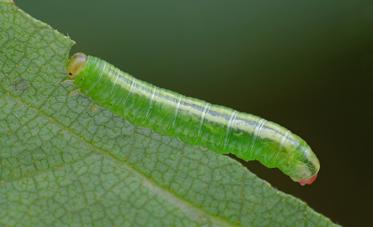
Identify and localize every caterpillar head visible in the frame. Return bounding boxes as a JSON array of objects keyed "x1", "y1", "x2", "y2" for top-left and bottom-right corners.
[{"x1": 67, "y1": 53, "x2": 87, "y2": 79}]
